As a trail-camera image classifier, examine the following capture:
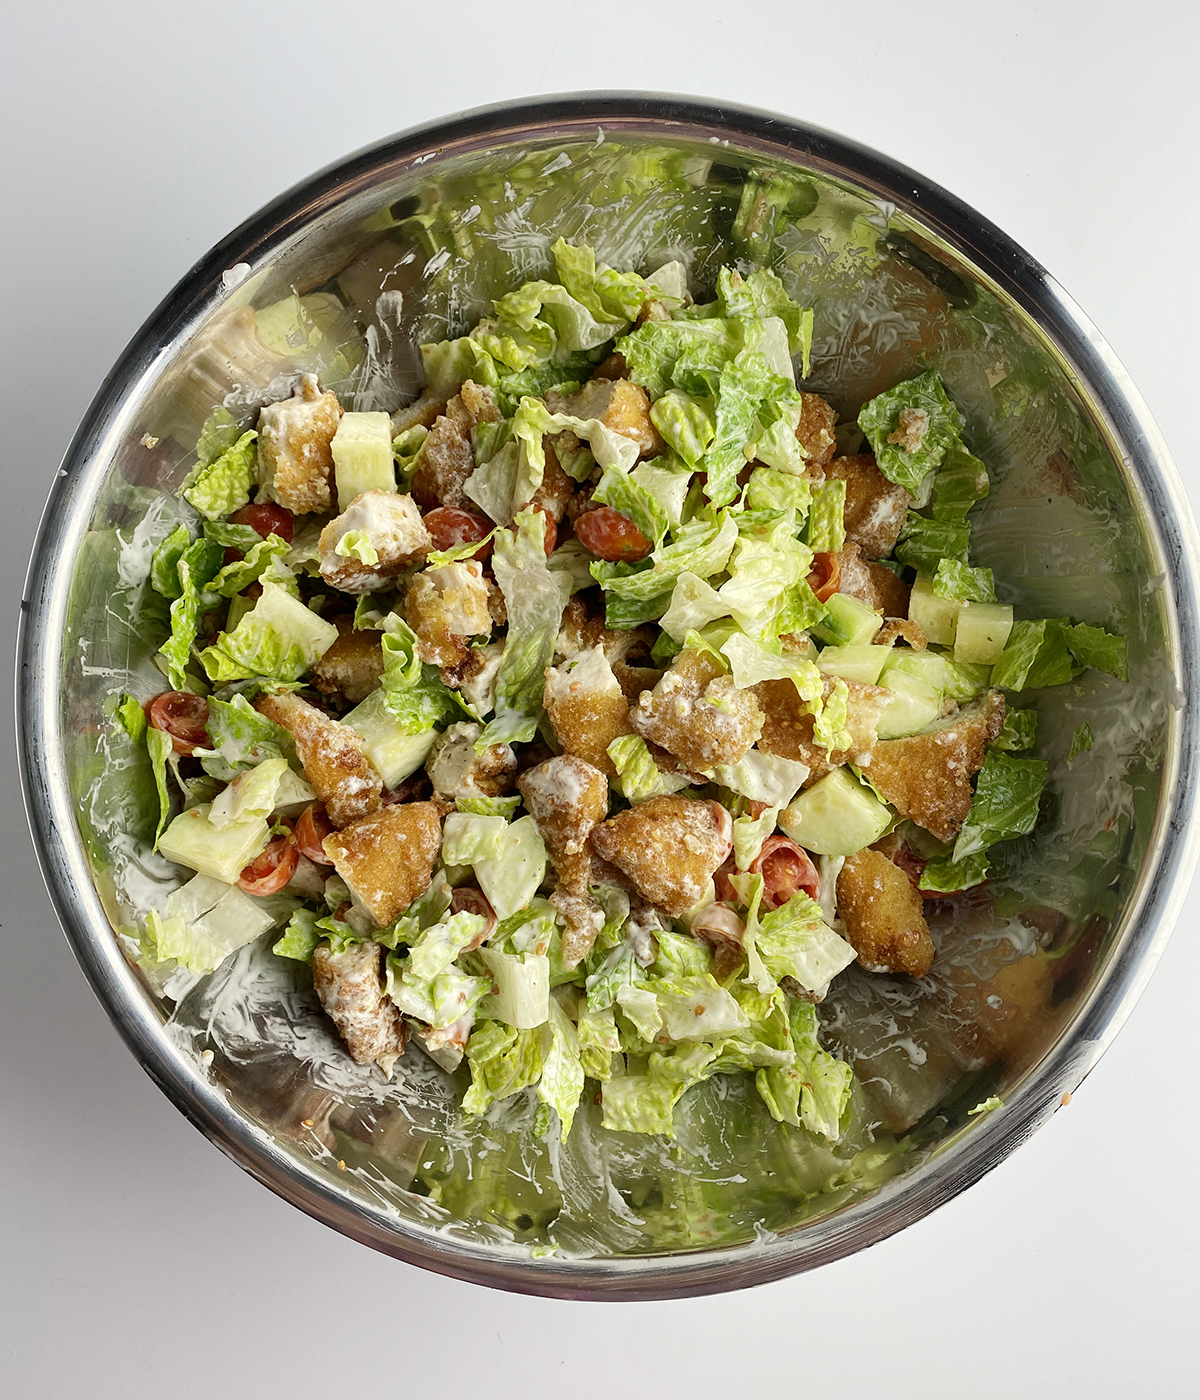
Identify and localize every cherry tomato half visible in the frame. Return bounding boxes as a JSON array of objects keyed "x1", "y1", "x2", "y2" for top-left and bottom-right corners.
[
  {"x1": 888, "y1": 841, "x2": 958, "y2": 900},
  {"x1": 423, "y1": 506, "x2": 493, "y2": 560},
  {"x1": 147, "y1": 691, "x2": 210, "y2": 756},
  {"x1": 532, "y1": 504, "x2": 557, "y2": 557},
  {"x1": 230, "y1": 501, "x2": 296, "y2": 543},
  {"x1": 449, "y1": 887, "x2": 497, "y2": 949},
  {"x1": 574, "y1": 505, "x2": 652, "y2": 562},
  {"x1": 751, "y1": 835, "x2": 821, "y2": 908},
  {"x1": 808, "y1": 551, "x2": 842, "y2": 604},
  {"x1": 238, "y1": 824, "x2": 298, "y2": 896},
  {"x1": 294, "y1": 802, "x2": 335, "y2": 865}
]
